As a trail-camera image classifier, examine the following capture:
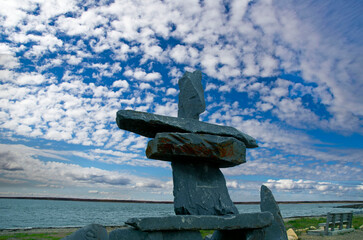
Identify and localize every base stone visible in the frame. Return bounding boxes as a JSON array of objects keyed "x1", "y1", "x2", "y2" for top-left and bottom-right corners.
[
  {"x1": 172, "y1": 161, "x2": 238, "y2": 215},
  {"x1": 208, "y1": 229, "x2": 265, "y2": 240},
  {"x1": 109, "y1": 228, "x2": 202, "y2": 240},
  {"x1": 109, "y1": 228, "x2": 147, "y2": 240},
  {"x1": 126, "y1": 212, "x2": 273, "y2": 231}
]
